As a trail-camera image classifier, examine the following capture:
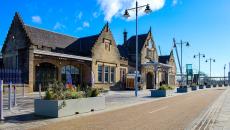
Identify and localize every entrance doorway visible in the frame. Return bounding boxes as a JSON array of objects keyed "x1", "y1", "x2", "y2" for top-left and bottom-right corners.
[
  {"x1": 35, "y1": 62, "x2": 58, "y2": 91},
  {"x1": 146, "y1": 72, "x2": 154, "y2": 89}
]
